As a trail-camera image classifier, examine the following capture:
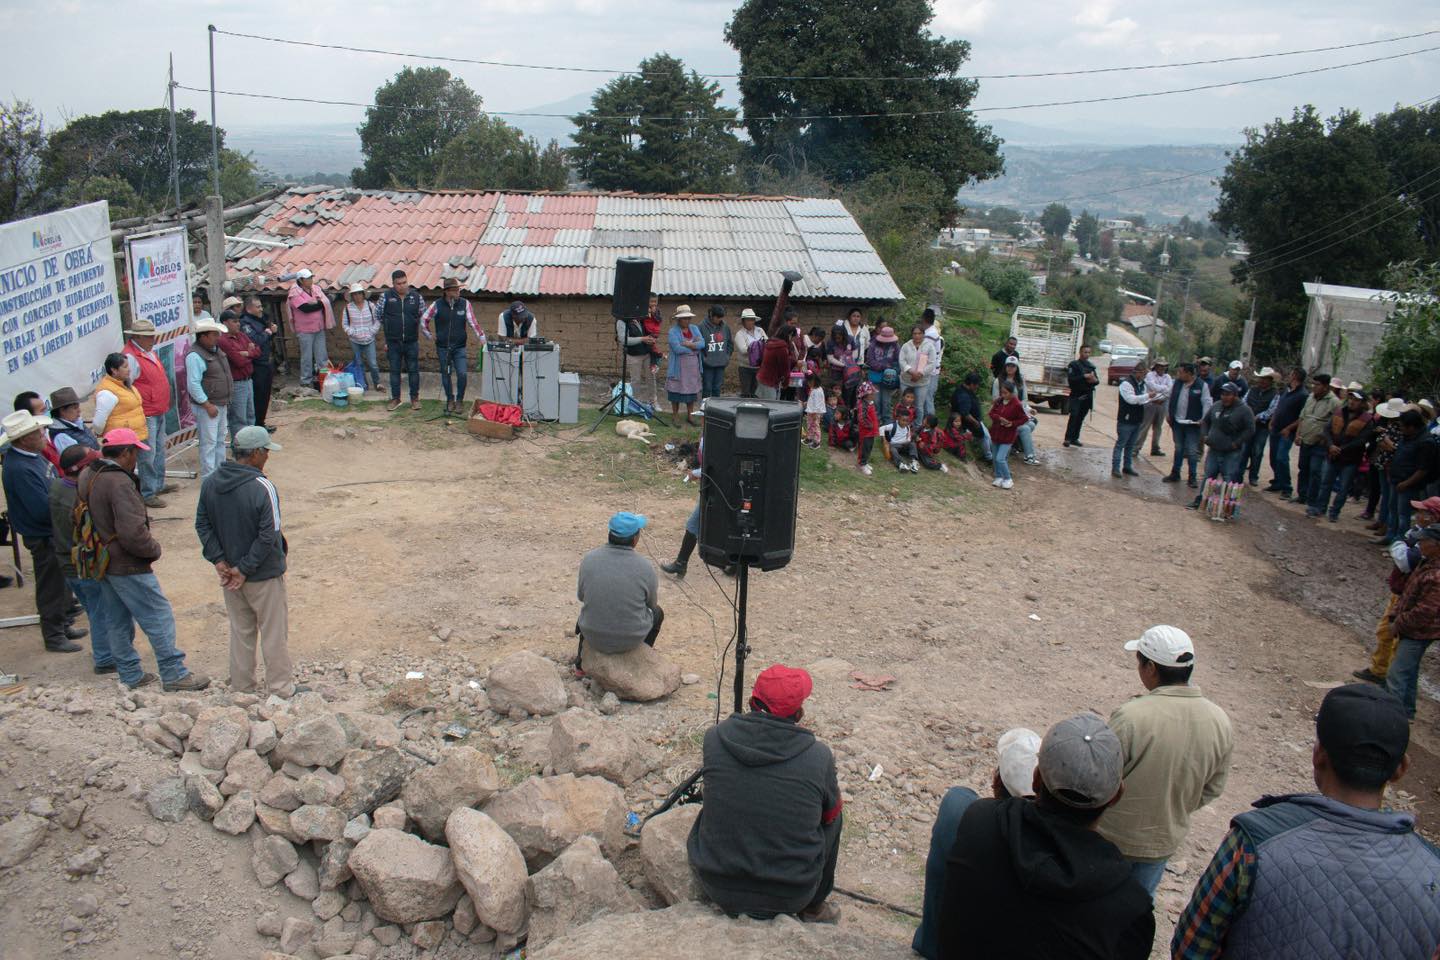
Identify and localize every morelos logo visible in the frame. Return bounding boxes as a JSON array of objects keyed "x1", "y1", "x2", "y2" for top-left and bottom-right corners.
[
  {"x1": 136, "y1": 255, "x2": 183, "y2": 281},
  {"x1": 32, "y1": 229, "x2": 61, "y2": 250}
]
